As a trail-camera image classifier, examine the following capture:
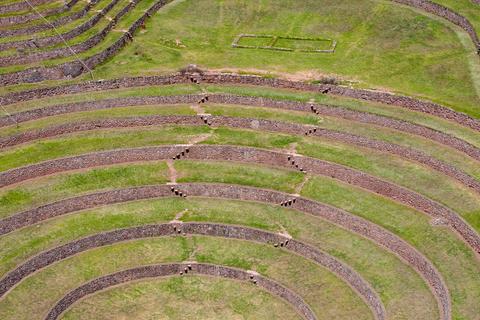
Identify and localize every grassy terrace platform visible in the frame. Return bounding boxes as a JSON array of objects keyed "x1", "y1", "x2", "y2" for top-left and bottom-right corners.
[
  {"x1": 62, "y1": 276, "x2": 303, "y2": 319},
  {"x1": 85, "y1": 0, "x2": 480, "y2": 116},
  {"x1": 0, "y1": 0, "x2": 479, "y2": 319},
  {"x1": 0, "y1": 0, "x2": 115, "y2": 45},
  {"x1": 0, "y1": 0, "x2": 153, "y2": 73},
  {"x1": 1, "y1": 110, "x2": 479, "y2": 228},
  {"x1": 0, "y1": 0, "x2": 96, "y2": 33}
]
